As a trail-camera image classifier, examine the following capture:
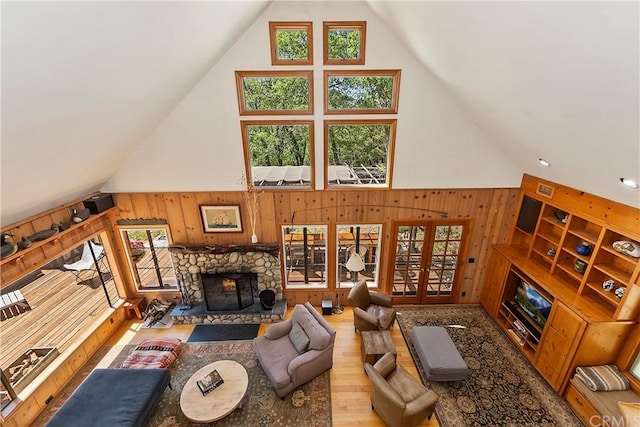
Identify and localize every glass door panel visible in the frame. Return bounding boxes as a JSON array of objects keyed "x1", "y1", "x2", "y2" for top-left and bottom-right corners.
[
  {"x1": 426, "y1": 225, "x2": 463, "y2": 299},
  {"x1": 392, "y1": 225, "x2": 428, "y2": 298},
  {"x1": 390, "y1": 221, "x2": 467, "y2": 304}
]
